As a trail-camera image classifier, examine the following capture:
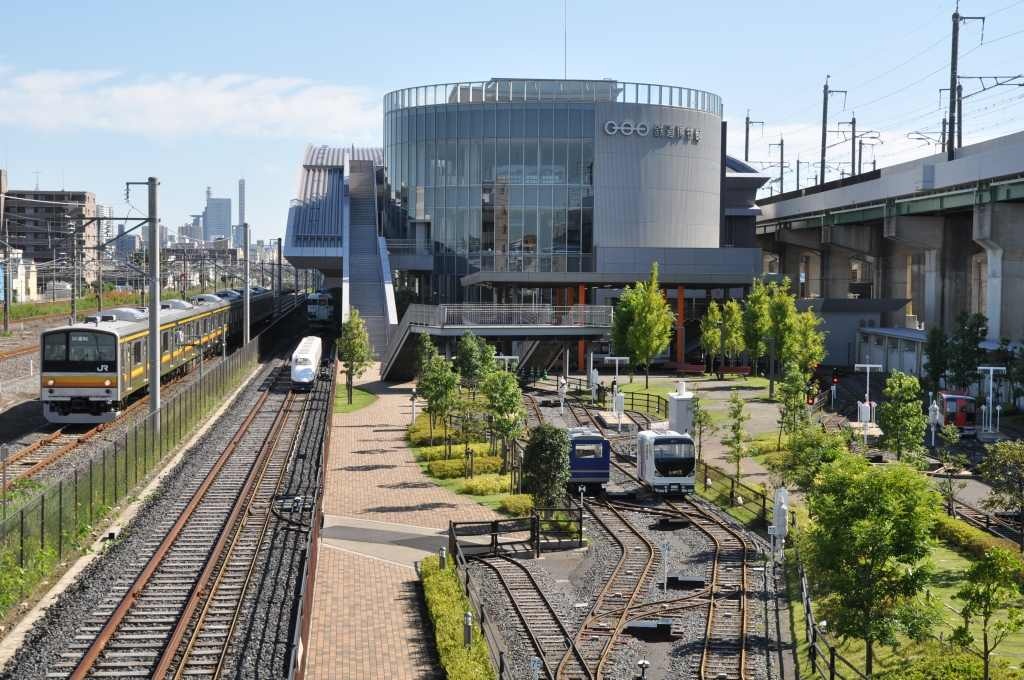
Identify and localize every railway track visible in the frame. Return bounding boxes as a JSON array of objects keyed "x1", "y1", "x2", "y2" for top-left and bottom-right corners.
[
  {"x1": 471, "y1": 554, "x2": 592, "y2": 680},
  {"x1": 50, "y1": 366, "x2": 300, "y2": 680}
]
